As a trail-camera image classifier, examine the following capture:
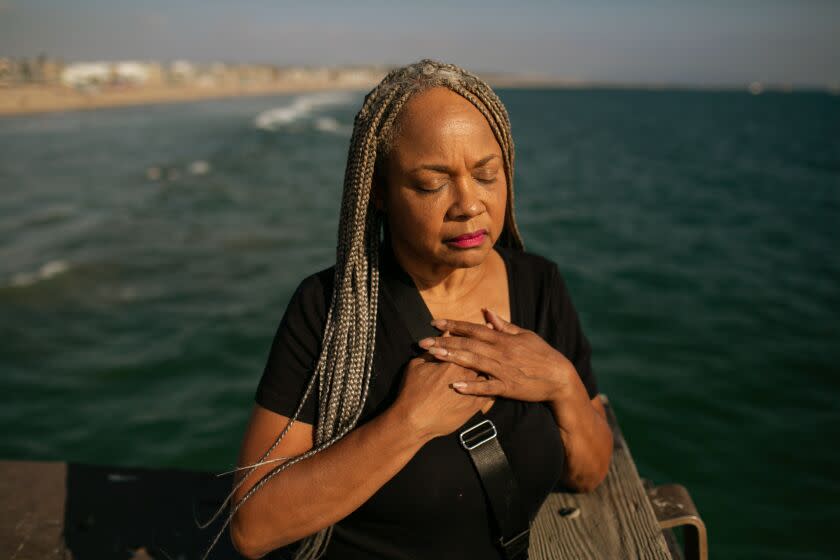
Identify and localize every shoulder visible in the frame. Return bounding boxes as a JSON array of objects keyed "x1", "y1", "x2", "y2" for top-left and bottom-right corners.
[
  {"x1": 257, "y1": 265, "x2": 335, "y2": 423},
  {"x1": 280, "y1": 264, "x2": 336, "y2": 333},
  {"x1": 295, "y1": 265, "x2": 335, "y2": 299},
  {"x1": 292, "y1": 264, "x2": 335, "y2": 305}
]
